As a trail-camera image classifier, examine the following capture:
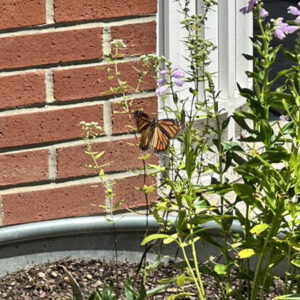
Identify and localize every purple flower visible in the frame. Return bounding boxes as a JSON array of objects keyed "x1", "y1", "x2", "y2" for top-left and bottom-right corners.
[
  {"x1": 259, "y1": 8, "x2": 269, "y2": 18},
  {"x1": 288, "y1": 6, "x2": 300, "y2": 16},
  {"x1": 172, "y1": 69, "x2": 184, "y2": 79},
  {"x1": 160, "y1": 69, "x2": 168, "y2": 76},
  {"x1": 274, "y1": 28, "x2": 286, "y2": 39},
  {"x1": 240, "y1": 0, "x2": 258, "y2": 14},
  {"x1": 273, "y1": 18, "x2": 298, "y2": 39},
  {"x1": 157, "y1": 78, "x2": 166, "y2": 86},
  {"x1": 155, "y1": 85, "x2": 168, "y2": 96},
  {"x1": 279, "y1": 115, "x2": 288, "y2": 122},
  {"x1": 174, "y1": 78, "x2": 184, "y2": 87},
  {"x1": 296, "y1": 16, "x2": 300, "y2": 24}
]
